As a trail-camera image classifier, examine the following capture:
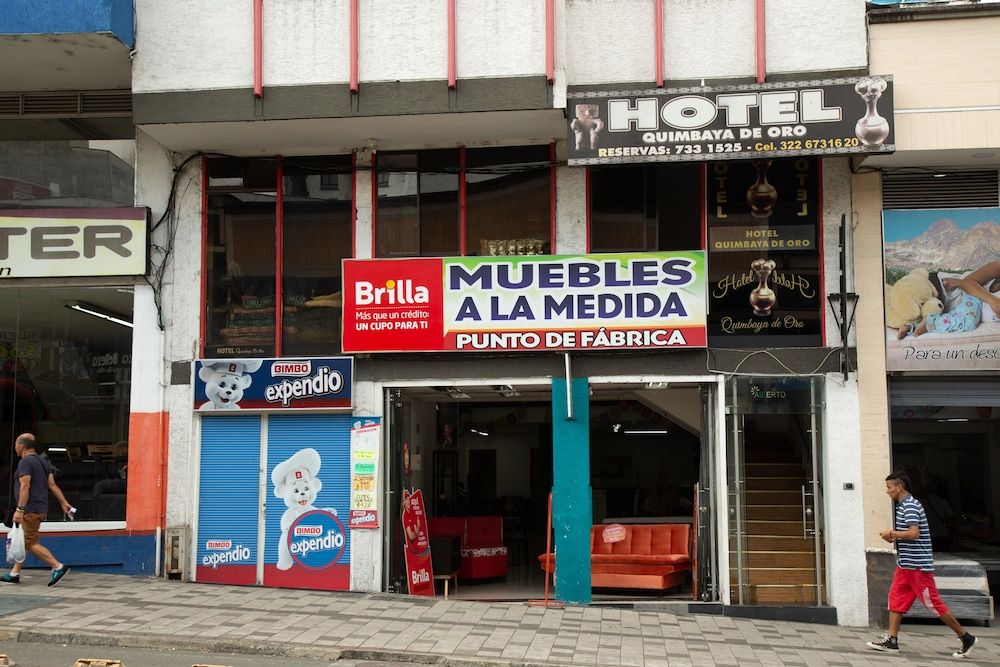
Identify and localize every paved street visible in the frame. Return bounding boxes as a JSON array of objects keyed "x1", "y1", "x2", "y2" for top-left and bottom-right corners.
[{"x1": 0, "y1": 572, "x2": 997, "y2": 666}]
